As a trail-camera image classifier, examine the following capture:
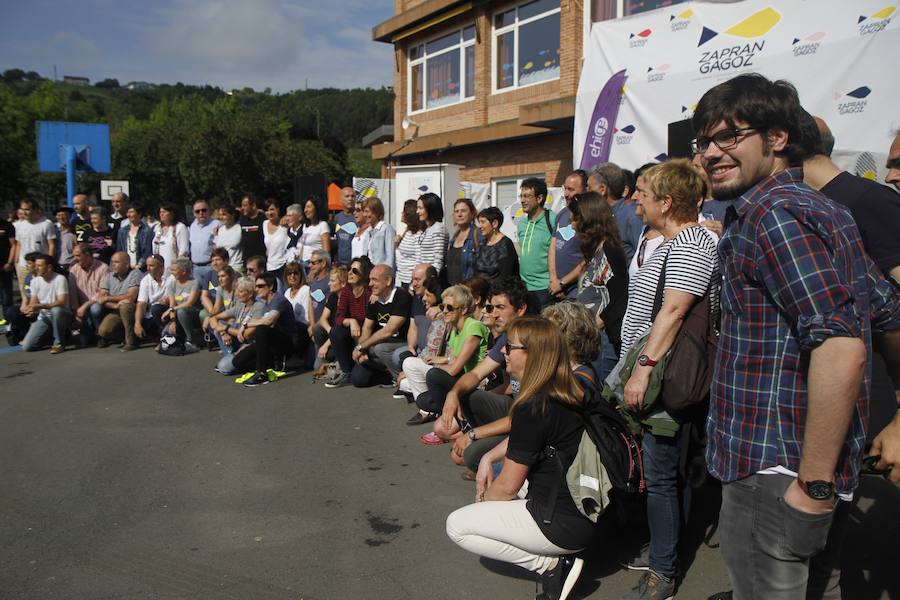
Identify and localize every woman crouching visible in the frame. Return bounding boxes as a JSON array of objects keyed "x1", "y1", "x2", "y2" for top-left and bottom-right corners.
[{"x1": 446, "y1": 316, "x2": 593, "y2": 600}]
